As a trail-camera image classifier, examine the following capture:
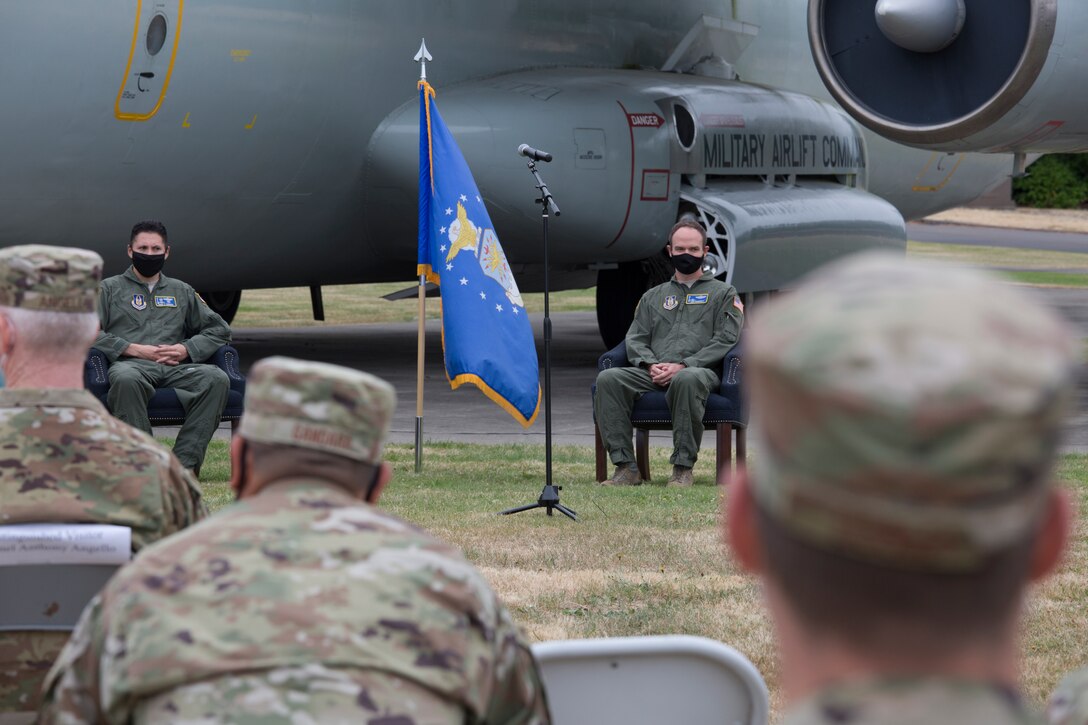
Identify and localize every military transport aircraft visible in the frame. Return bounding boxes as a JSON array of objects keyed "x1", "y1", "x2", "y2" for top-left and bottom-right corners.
[{"x1": 1, "y1": 0, "x2": 1082, "y2": 346}]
